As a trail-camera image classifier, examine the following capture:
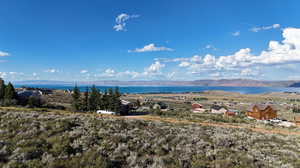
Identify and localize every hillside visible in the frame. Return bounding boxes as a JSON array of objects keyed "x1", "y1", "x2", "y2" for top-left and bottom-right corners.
[{"x1": 1, "y1": 109, "x2": 300, "y2": 168}]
